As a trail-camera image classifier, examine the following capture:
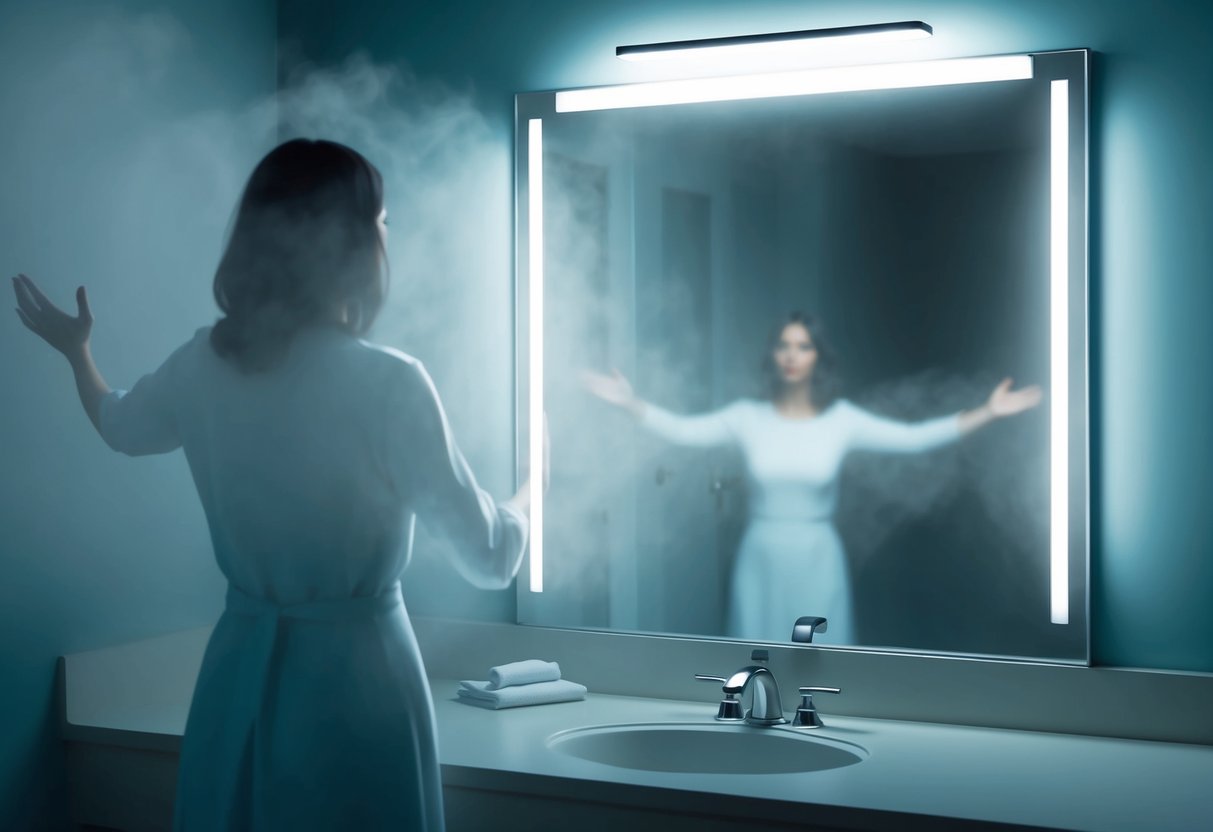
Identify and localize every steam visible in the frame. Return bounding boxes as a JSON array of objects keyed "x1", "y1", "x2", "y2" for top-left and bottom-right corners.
[
  {"x1": 48, "y1": 6, "x2": 1052, "y2": 641},
  {"x1": 35, "y1": 7, "x2": 516, "y2": 589},
  {"x1": 535, "y1": 103, "x2": 1054, "y2": 640}
]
